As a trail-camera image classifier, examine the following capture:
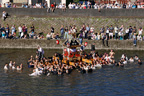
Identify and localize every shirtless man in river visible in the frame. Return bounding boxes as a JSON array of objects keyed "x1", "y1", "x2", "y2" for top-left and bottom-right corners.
[{"x1": 109, "y1": 50, "x2": 115, "y2": 59}]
